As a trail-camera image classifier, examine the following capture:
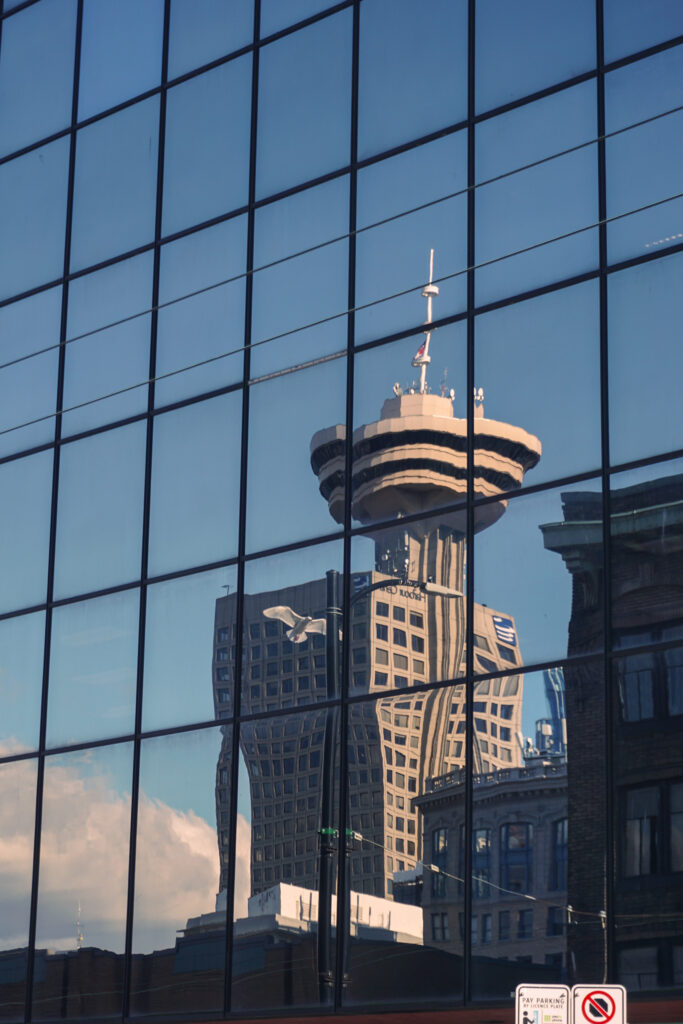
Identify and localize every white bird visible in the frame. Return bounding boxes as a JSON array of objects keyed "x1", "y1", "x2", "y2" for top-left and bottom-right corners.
[{"x1": 262, "y1": 605, "x2": 328, "y2": 644}]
